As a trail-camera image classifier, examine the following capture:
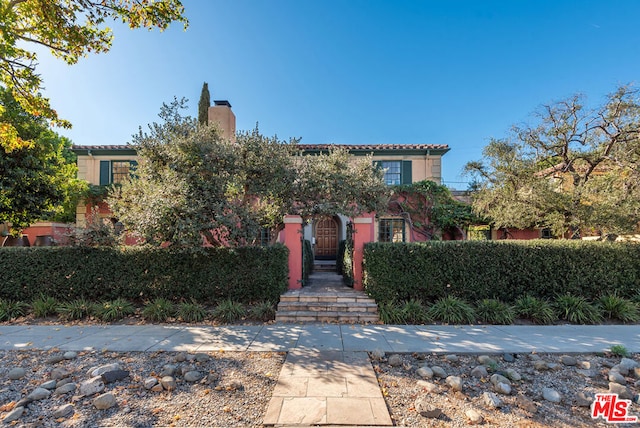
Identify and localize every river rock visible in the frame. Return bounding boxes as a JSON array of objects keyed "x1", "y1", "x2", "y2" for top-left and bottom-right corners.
[
  {"x1": 620, "y1": 358, "x2": 638, "y2": 370},
  {"x1": 533, "y1": 360, "x2": 549, "y2": 371},
  {"x1": 53, "y1": 382, "x2": 77, "y2": 396},
  {"x1": 8, "y1": 367, "x2": 26, "y2": 380},
  {"x1": 612, "y1": 364, "x2": 629, "y2": 376},
  {"x1": 40, "y1": 379, "x2": 57, "y2": 390},
  {"x1": 80, "y1": 376, "x2": 105, "y2": 396},
  {"x1": 560, "y1": 355, "x2": 577, "y2": 366},
  {"x1": 417, "y1": 380, "x2": 441, "y2": 394},
  {"x1": 445, "y1": 354, "x2": 459, "y2": 363},
  {"x1": 195, "y1": 353, "x2": 210, "y2": 363},
  {"x1": 416, "y1": 366, "x2": 433, "y2": 379},
  {"x1": 144, "y1": 377, "x2": 158, "y2": 390},
  {"x1": 388, "y1": 354, "x2": 403, "y2": 367},
  {"x1": 51, "y1": 367, "x2": 71, "y2": 380},
  {"x1": 2, "y1": 406, "x2": 24, "y2": 423},
  {"x1": 63, "y1": 351, "x2": 78, "y2": 360},
  {"x1": 609, "y1": 382, "x2": 632, "y2": 399},
  {"x1": 470, "y1": 365, "x2": 488, "y2": 378},
  {"x1": 46, "y1": 355, "x2": 65, "y2": 364},
  {"x1": 503, "y1": 353, "x2": 515, "y2": 362},
  {"x1": 161, "y1": 376, "x2": 177, "y2": 391},
  {"x1": 575, "y1": 391, "x2": 593, "y2": 407},
  {"x1": 466, "y1": 408, "x2": 484, "y2": 424},
  {"x1": 504, "y1": 368, "x2": 522, "y2": 381},
  {"x1": 516, "y1": 393, "x2": 537, "y2": 413},
  {"x1": 101, "y1": 369, "x2": 130, "y2": 384},
  {"x1": 431, "y1": 366, "x2": 447, "y2": 378},
  {"x1": 483, "y1": 391, "x2": 503, "y2": 408},
  {"x1": 494, "y1": 382, "x2": 511, "y2": 395},
  {"x1": 609, "y1": 371, "x2": 627, "y2": 385},
  {"x1": 542, "y1": 387, "x2": 561, "y2": 403},
  {"x1": 446, "y1": 376, "x2": 463, "y2": 392},
  {"x1": 93, "y1": 392, "x2": 117, "y2": 410},
  {"x1": 415, "y1": 396, "x2": 442, "y2": 418},
  {"x1": 184, "y1": 371, "x2": 203, "y2": 382},
  {"x1": 478, "y1": 355, "x2": 497, "y2": 366},
  {"x1": 160, "y1": 364, "x2": 177, "y2": 377},
  {"x1": 174, "y1": 352, "x2": 187, "y2": 362},
  {"x1": 53, "y1": 403, "x2": 75, "y2": 418},
  {"x1": 490, "y1": 373, "x2": 511, "y2": 386},
  {"x1": 27, "y1": 387, "x2": 51, "y2": 401},
  {"x1": 90, "y1": 363, "x2": 121, "y2": 377}
]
